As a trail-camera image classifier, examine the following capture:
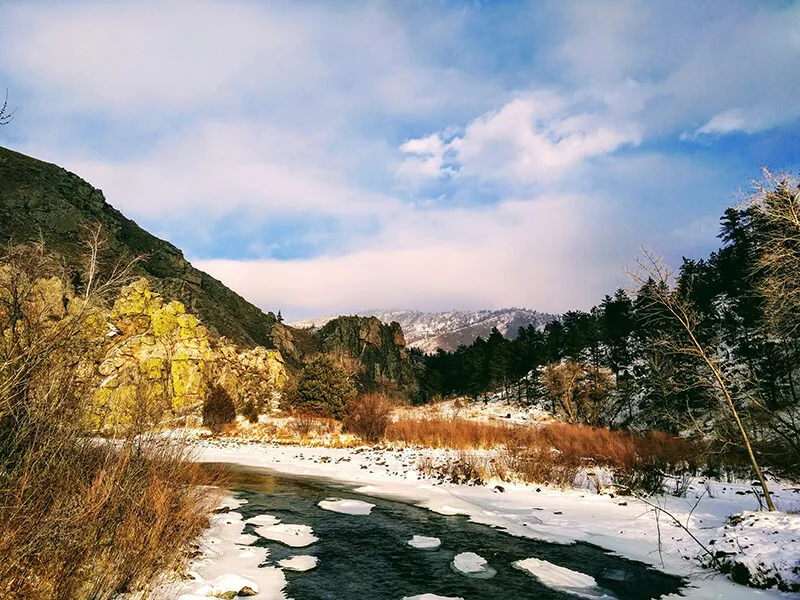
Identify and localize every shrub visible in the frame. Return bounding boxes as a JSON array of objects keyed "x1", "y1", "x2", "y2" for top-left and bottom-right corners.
[
  {"x1": 203, "y1": 384, "x2": 236, "y2": 432},
  {"x1": 0, "y1": 239, "x2": 217, "y2": 599},
  {"x1": 241, "y1": 398, "x2": 260, "y2": 424},
  {"x1": 343, "y1": 394, "x2": 393, "y2": 441},
  {"x1": 289, "y1": 354, "x2": 357, "y2": 419}
]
